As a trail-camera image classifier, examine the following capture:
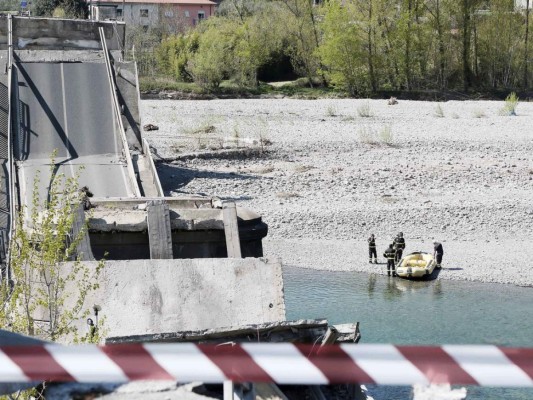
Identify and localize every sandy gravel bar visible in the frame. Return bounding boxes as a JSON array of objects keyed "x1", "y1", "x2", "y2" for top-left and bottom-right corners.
[{"x1": 141, "y1": 98, "x2": 533, "y2": 287}]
